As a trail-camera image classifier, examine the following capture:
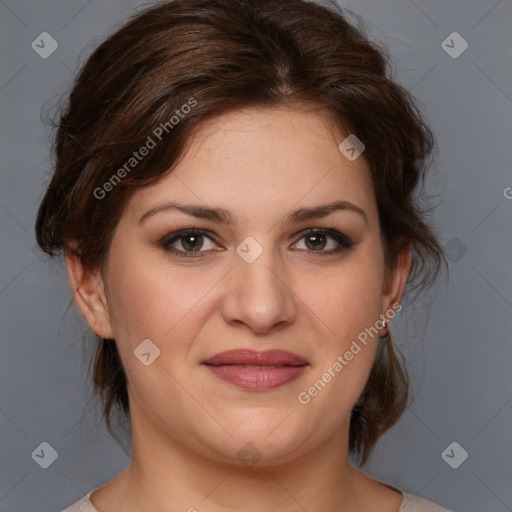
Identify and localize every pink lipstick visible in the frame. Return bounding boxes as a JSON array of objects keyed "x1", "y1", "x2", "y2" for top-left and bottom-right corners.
[{"x1": 202, "y1": 349, "x2": 308, "y2": 391}]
